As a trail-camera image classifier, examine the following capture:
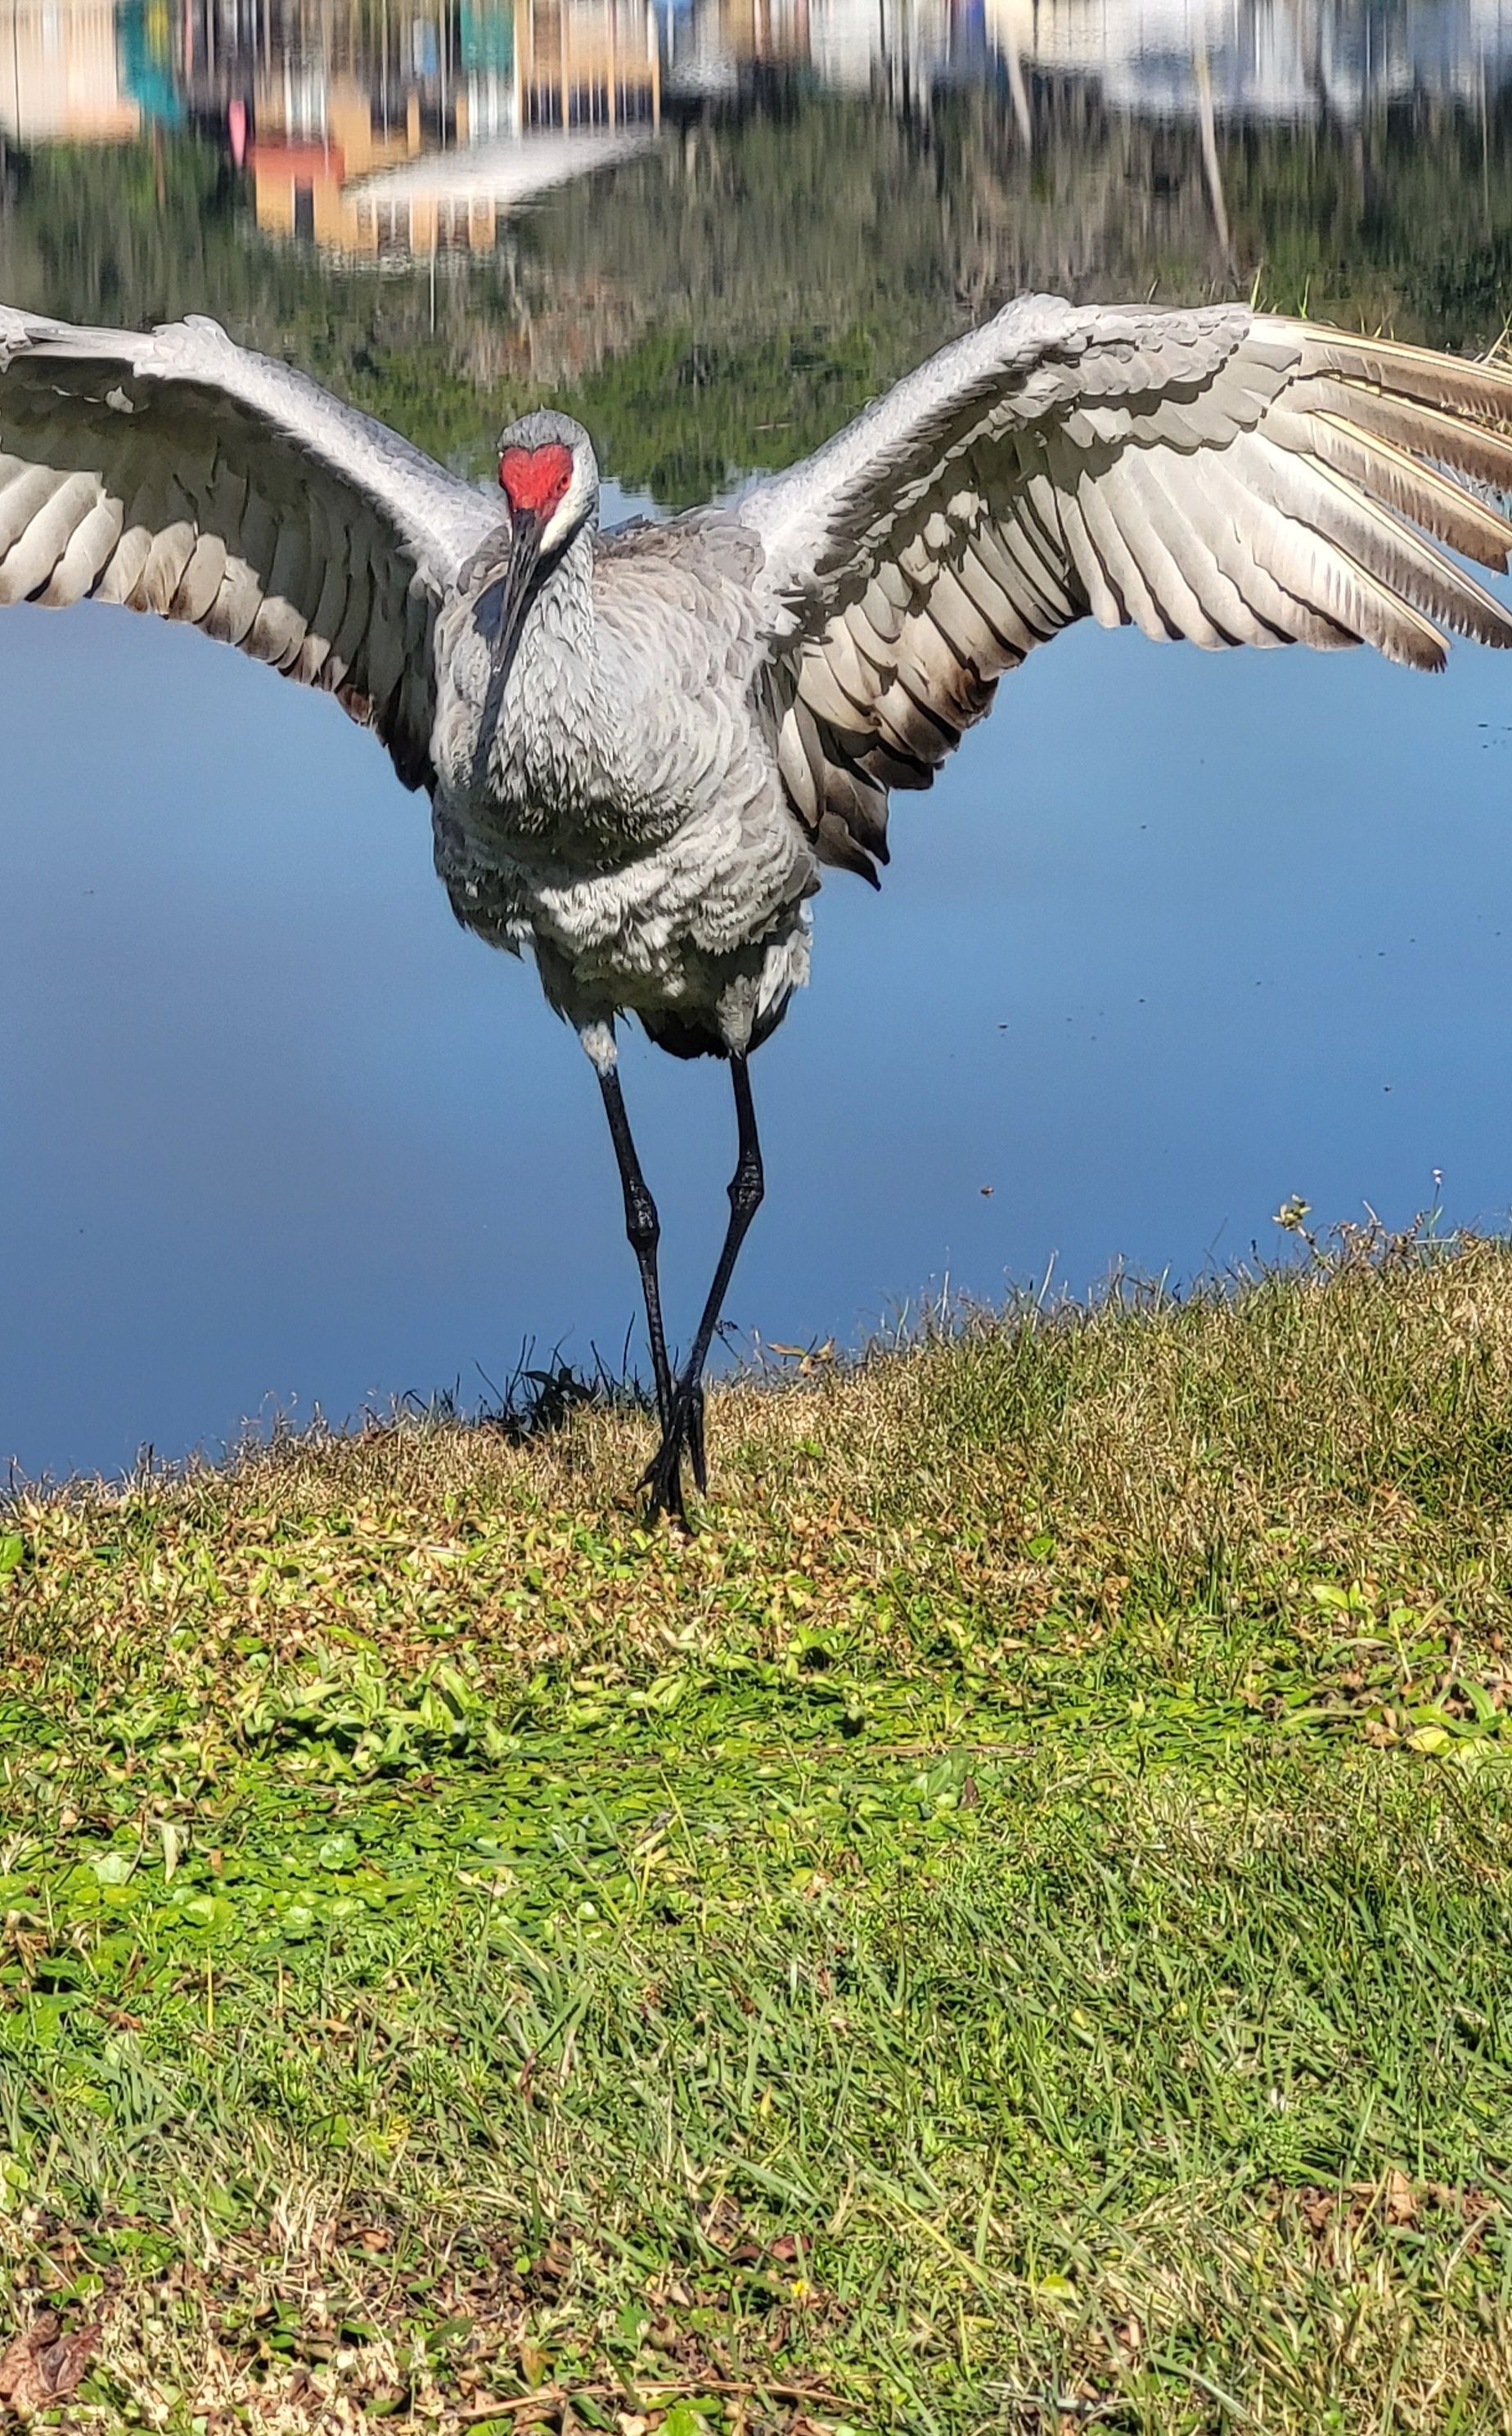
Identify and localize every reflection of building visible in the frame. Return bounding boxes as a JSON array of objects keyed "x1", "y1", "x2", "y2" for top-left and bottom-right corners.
[
  {"x1": 986, "y1": 0, "x2": 1512, "y2": 123},
  {"x1": 245, "y1": 0, "x2": 659, "y2": 258},
  {"x1": 663, "y1": 0, "x2": 956, "y2": 96},
  {"x1": 281, "y1": 122, "x2": 652, "y2": 254},
  {"x1": 12, "y1": 0, "x2": 1512, "y2": 264},
  {"x1": 0, "y1": 0, "x2": 141, "y2": 140},
  {"x1": 515, "y1": 0, "x2": 659, "y2": 127},
  {"x1": 249, "y1": 74, "x2": 464, "y2": 250},
  {"x1": 661, "y1": 0, "x2": 808, "y2": 95},
  {"x1": 808, "y1": 0, "x2": 949, "y2": 90},
  {"x1": 666, "y1": 0, "x2": 1512, "y2": 114}
]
